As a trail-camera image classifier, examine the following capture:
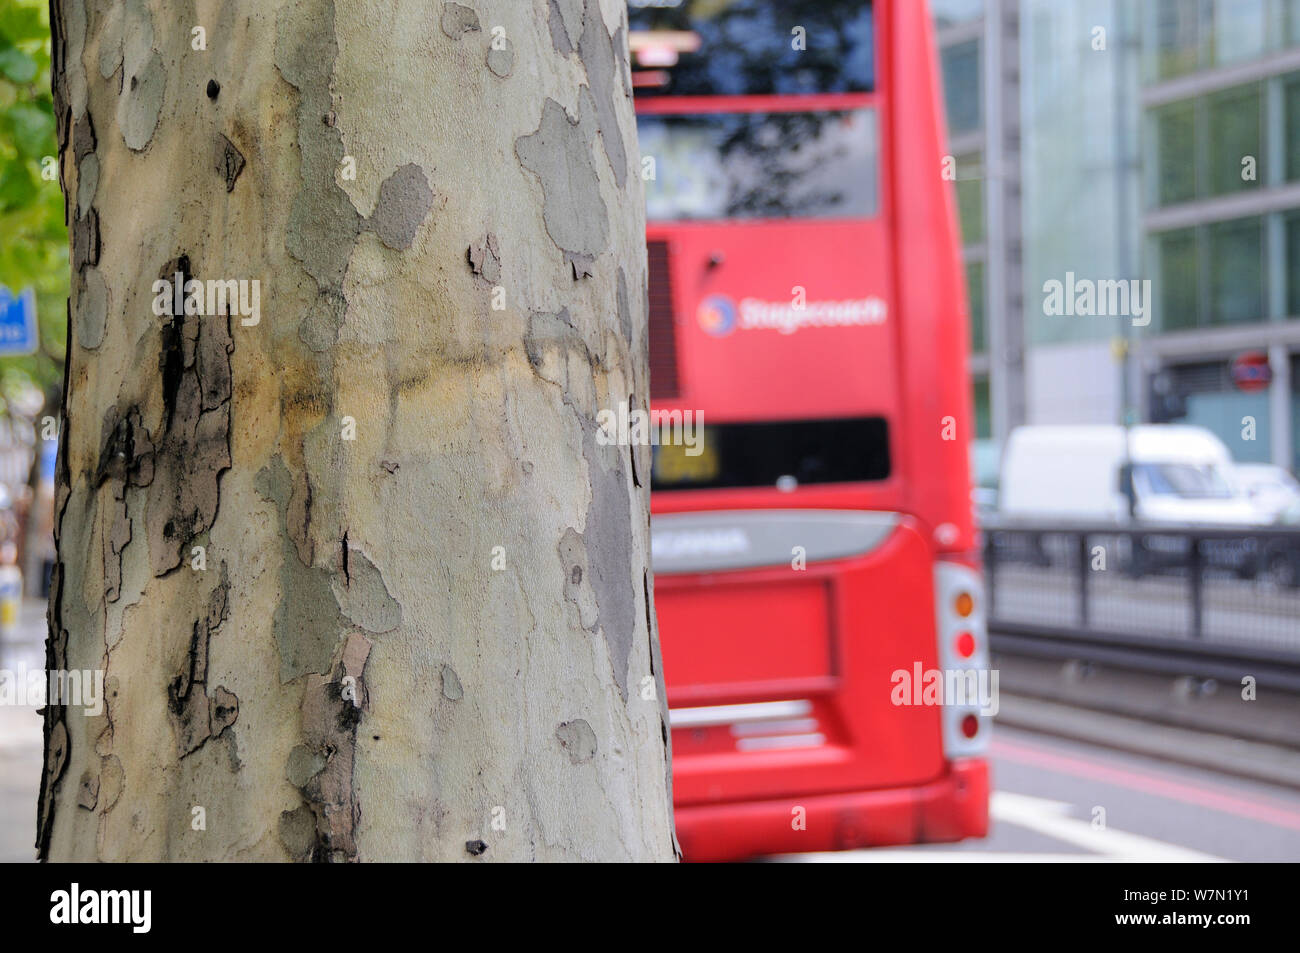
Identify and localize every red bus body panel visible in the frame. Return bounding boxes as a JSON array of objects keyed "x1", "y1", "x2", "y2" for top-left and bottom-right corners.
[{"x1": 643, "y1": 0, "x2": 987, "y2": 861}]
